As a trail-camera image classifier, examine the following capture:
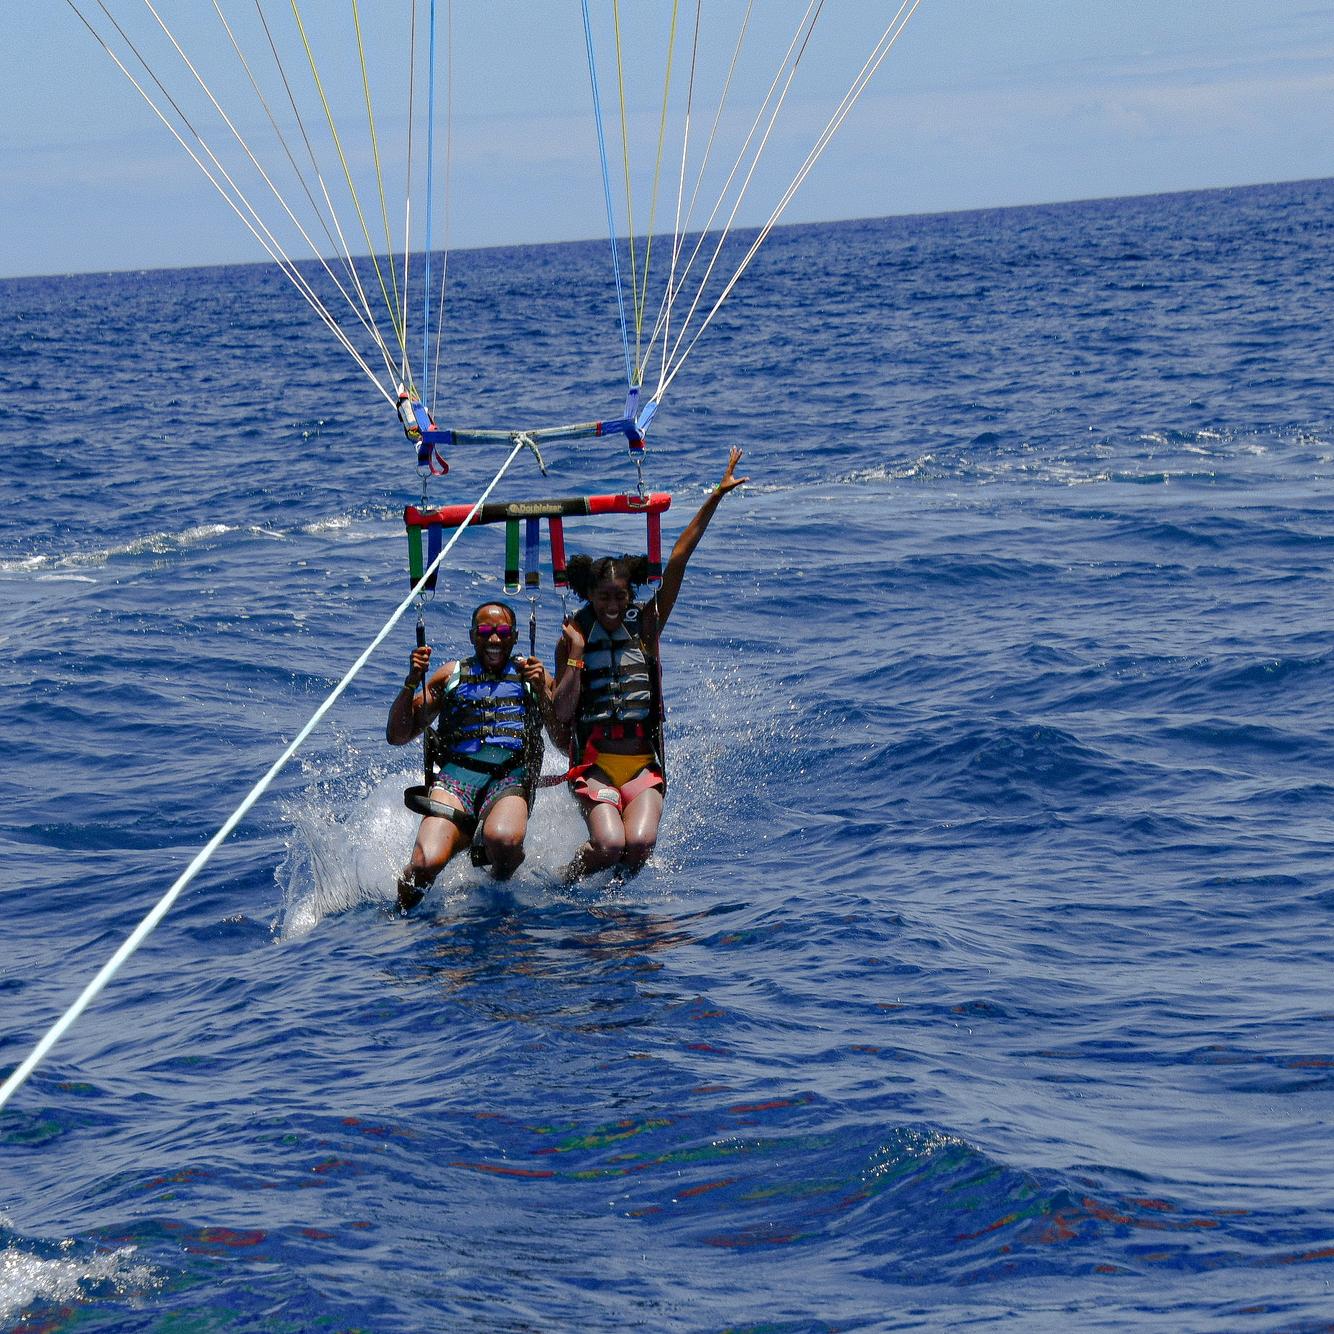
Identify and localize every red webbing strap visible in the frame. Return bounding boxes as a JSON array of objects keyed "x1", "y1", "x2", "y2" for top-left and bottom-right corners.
[
  {"x1": 549, "y1": 517, "x2": 568, "y2": 586},
  {"x1": 537, "y1": 737, "x2": 597, "y2": 789}
]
